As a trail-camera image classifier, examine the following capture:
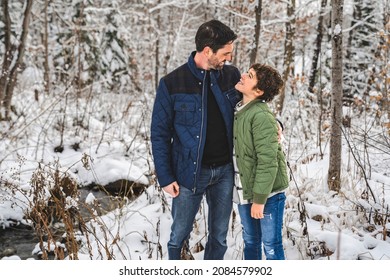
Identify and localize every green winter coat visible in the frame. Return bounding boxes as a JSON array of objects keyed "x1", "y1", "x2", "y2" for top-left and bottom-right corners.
[{"x1": 233, "y1": 99, "x2": 289, "y2": 204}]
